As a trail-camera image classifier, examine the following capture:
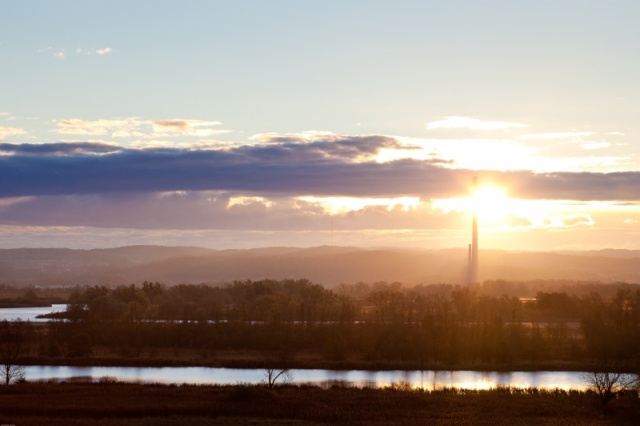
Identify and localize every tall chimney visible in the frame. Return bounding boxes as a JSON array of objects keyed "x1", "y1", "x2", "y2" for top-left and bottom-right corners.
[{"x1": 470, "y1": 176, "x2": 479, "y2": 285}]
